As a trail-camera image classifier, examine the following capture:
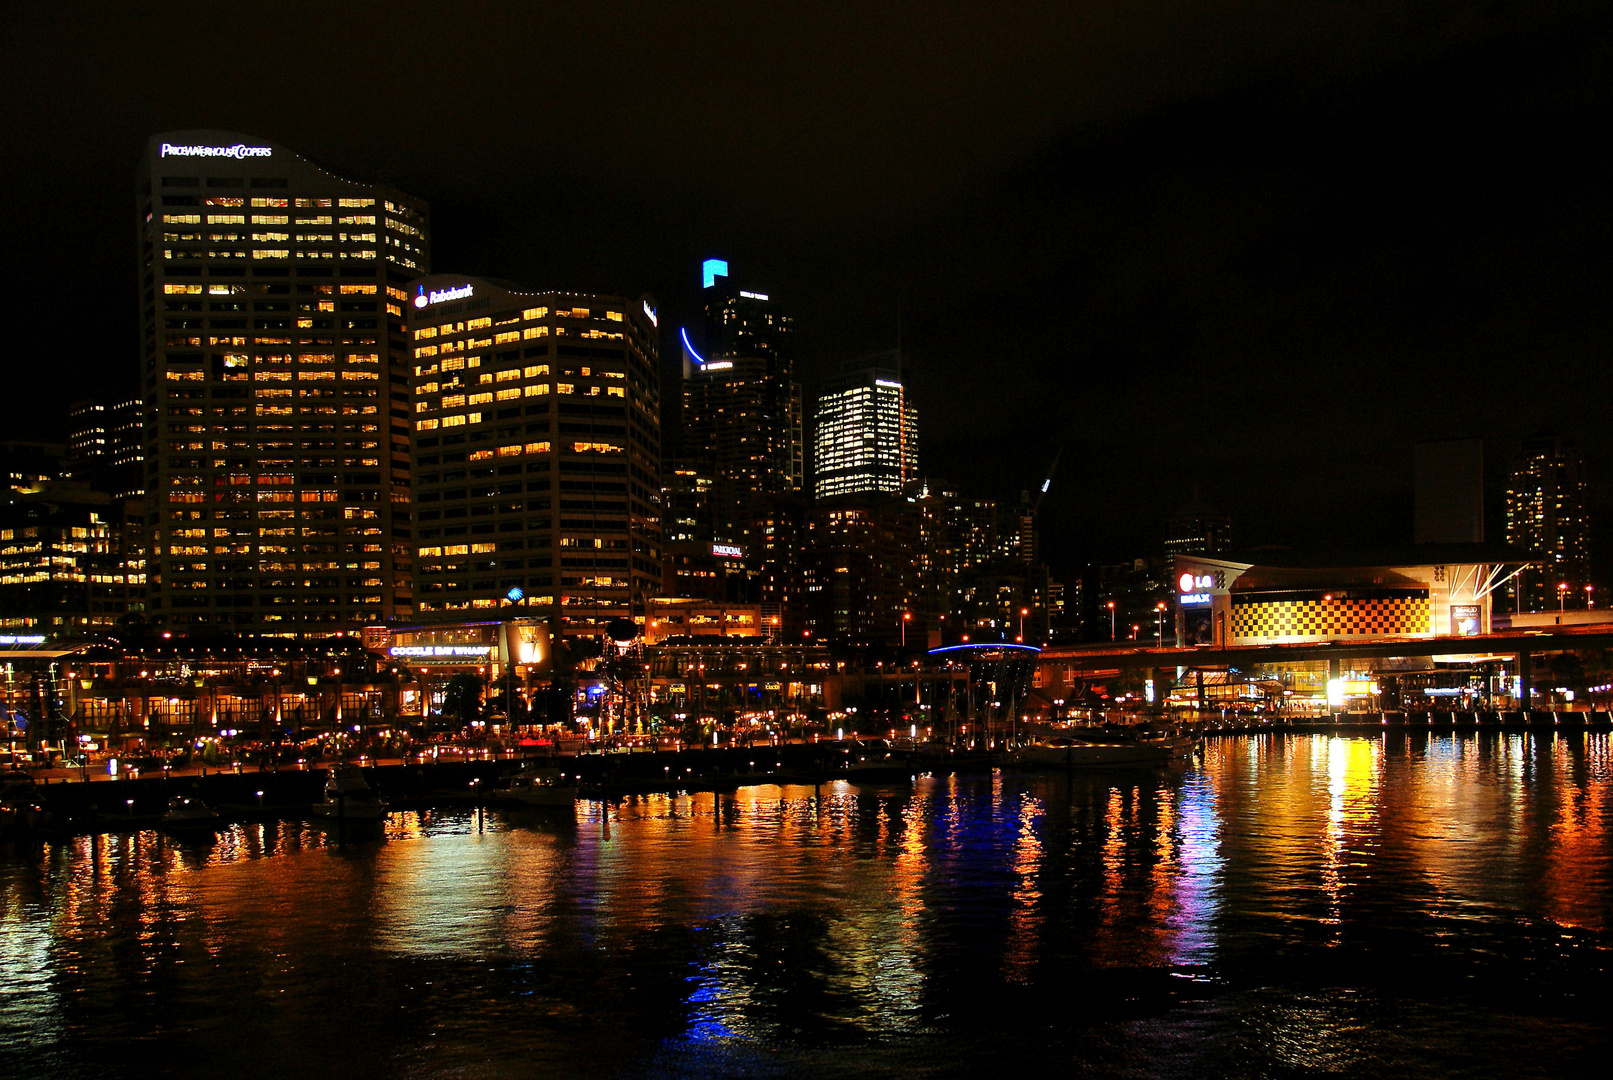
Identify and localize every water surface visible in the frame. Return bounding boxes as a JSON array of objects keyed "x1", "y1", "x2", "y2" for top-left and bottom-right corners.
[{"x1": 3, "y1": 732, "x2": 1610, "y2": 1078}]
